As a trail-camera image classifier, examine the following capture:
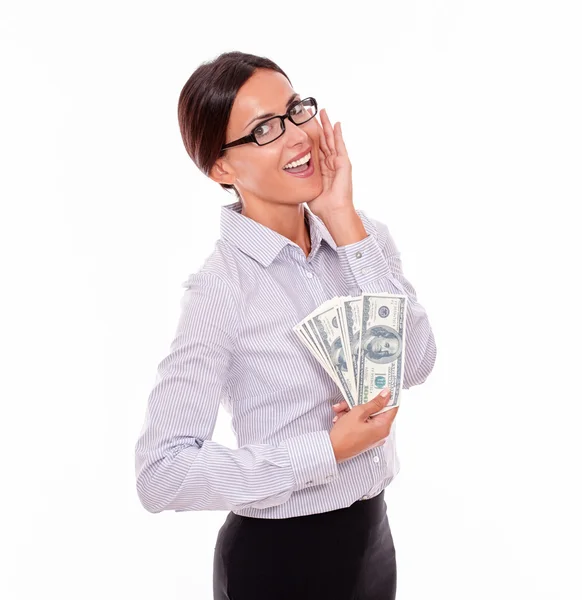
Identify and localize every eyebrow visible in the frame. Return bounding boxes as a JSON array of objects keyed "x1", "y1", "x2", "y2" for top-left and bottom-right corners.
[{"x1": 244, "y1": 93, "x2": 301, "y2": 130}]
